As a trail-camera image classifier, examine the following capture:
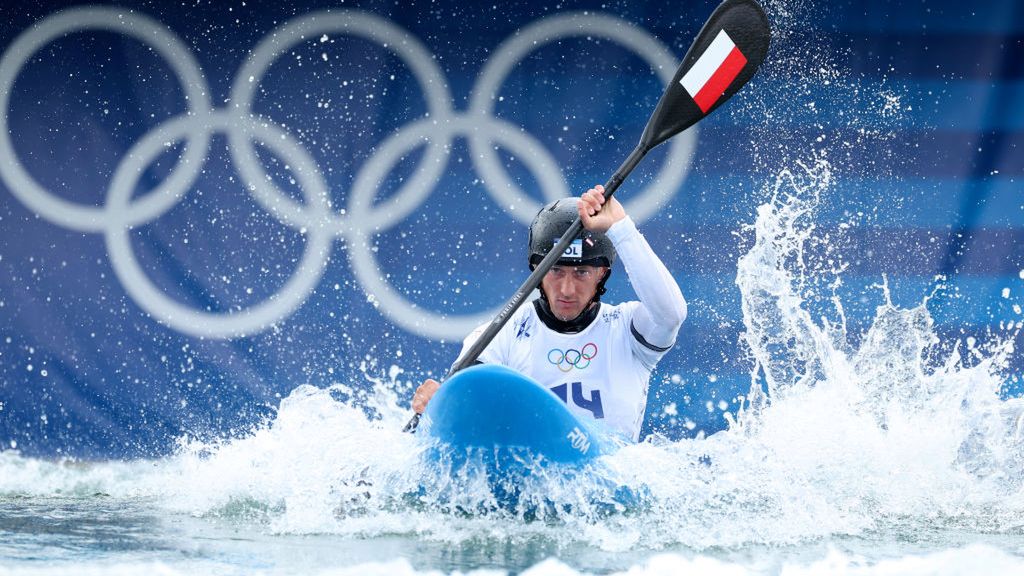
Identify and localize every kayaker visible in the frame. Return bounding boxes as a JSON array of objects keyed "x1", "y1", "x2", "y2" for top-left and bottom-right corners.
[{"x1": 411, "y1": 185, "x2": 687, "y2": 441}]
